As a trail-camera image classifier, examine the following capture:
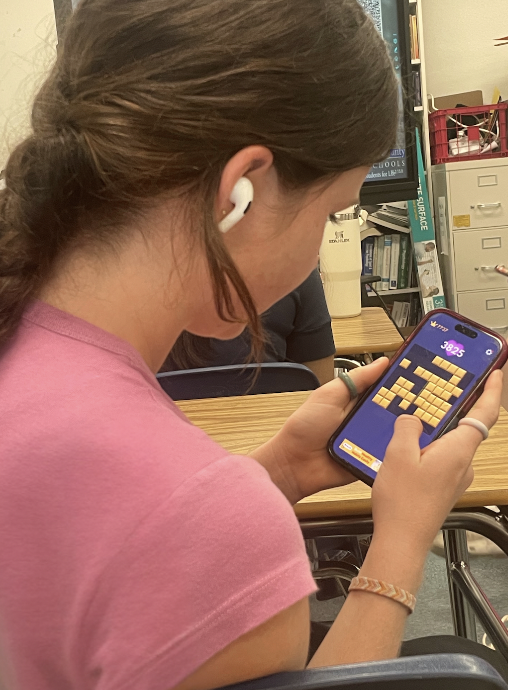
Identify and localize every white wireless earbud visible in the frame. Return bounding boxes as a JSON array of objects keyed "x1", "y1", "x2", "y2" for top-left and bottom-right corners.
[{"x1": 218, "y1": 177, "x2": 254, "y2": 233}]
